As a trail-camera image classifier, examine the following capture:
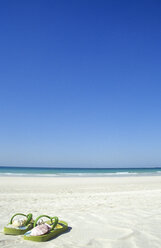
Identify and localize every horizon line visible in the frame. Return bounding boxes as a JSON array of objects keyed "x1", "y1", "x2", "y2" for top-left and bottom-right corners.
[{"x1": 0, "y1": 165, "x2": 161, "y2": 169}]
